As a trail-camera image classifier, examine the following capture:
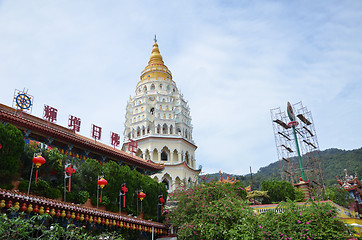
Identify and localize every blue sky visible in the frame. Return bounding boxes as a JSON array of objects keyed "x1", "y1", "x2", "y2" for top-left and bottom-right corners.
[{"x1": 0, "y1": 1, "x2": 361, "y2": 175}]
